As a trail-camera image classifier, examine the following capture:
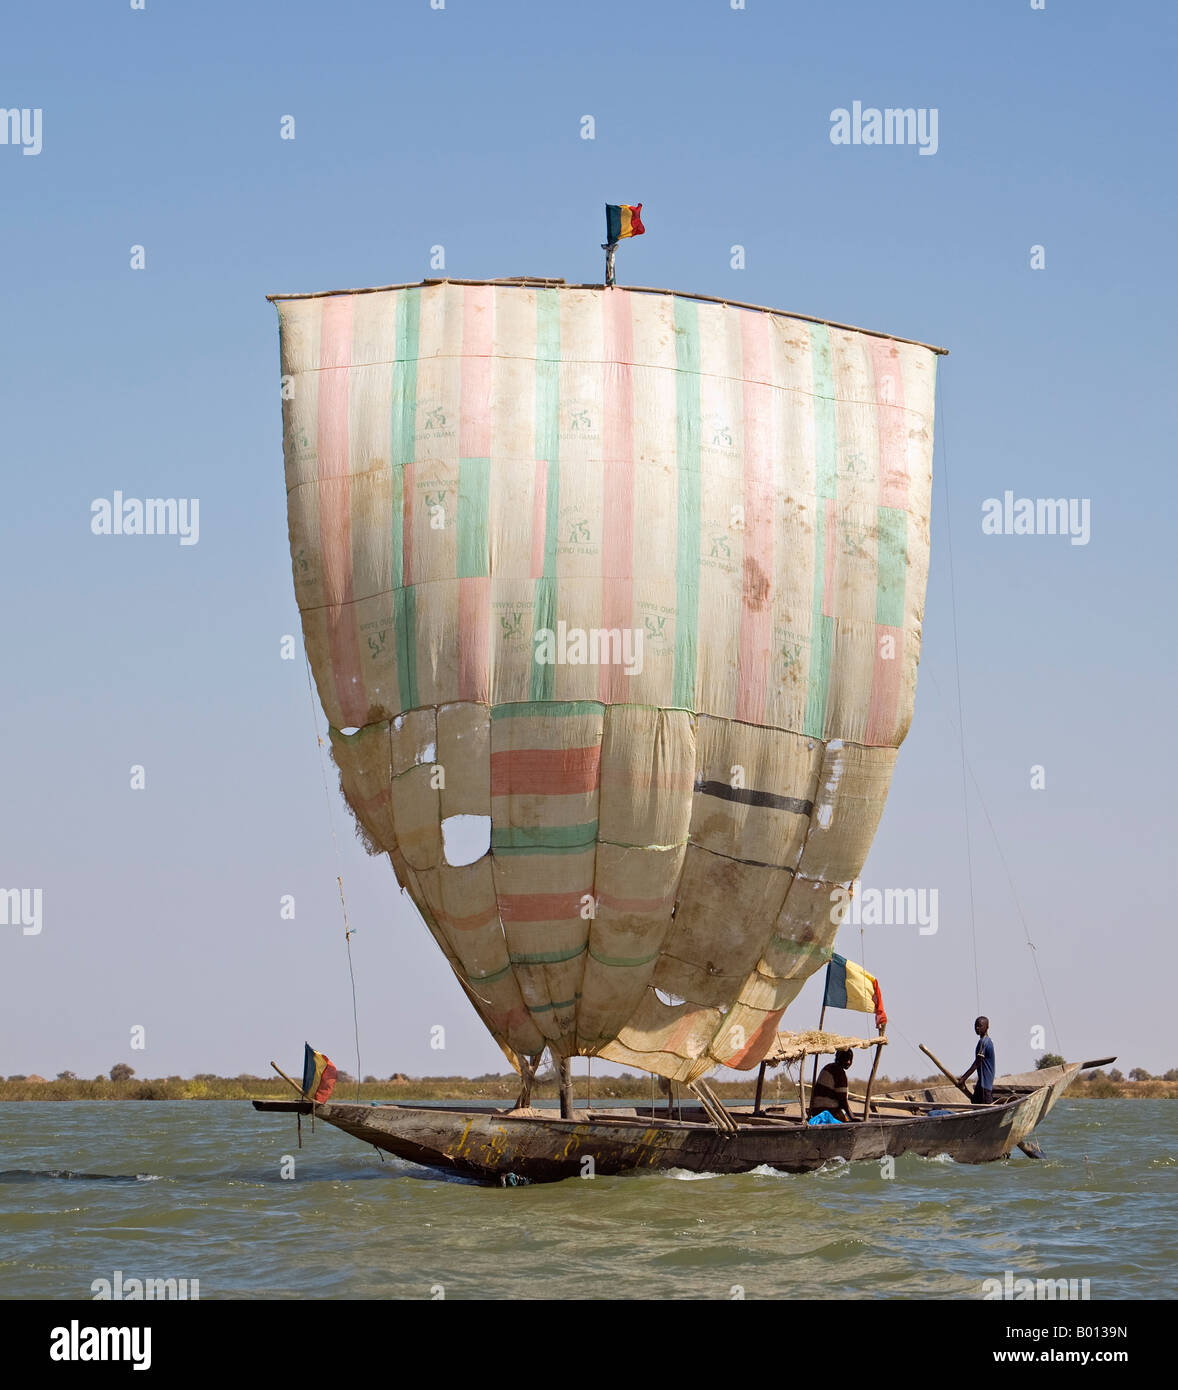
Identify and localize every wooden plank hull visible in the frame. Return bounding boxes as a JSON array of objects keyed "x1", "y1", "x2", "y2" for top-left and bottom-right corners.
[
  {"x1": 254, "y1": 1069, "x2": 1073, "y2": 1184},
  {"x1": 876, "y1": 1062, "x2": 1082, "y2": 1118}
]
